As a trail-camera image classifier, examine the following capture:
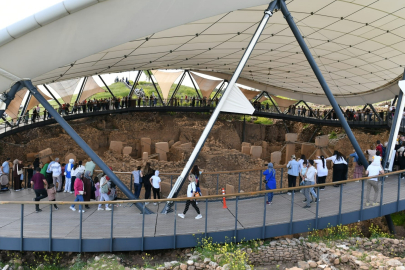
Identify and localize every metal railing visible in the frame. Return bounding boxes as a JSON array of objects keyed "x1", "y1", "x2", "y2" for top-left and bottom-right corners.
[{"x1": 0, "y1": 168, "x2": 403, "y2": 252}]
